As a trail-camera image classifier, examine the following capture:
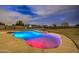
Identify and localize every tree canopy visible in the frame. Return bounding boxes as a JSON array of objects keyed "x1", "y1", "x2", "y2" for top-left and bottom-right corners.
[
  {"x1": 15, "y1": 20, "x2": 24, "y2": 26},
  {"x1": 75, "y1": 24, "x2": 79, "y2": 26},
  {"x1": 0, "y1": 22, "x2": 5, "y2": 25}
]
